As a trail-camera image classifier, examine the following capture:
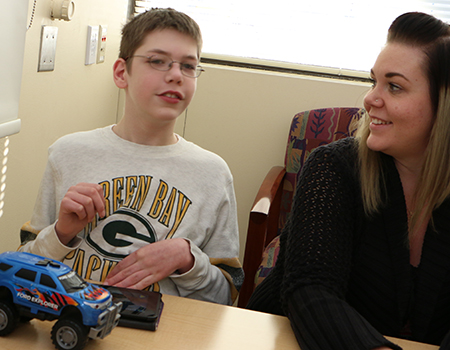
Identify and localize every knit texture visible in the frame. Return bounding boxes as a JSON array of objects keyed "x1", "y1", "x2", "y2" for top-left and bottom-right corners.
[{"x1": 247, "y1": 138, "x2": 450, "y2": 350}]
